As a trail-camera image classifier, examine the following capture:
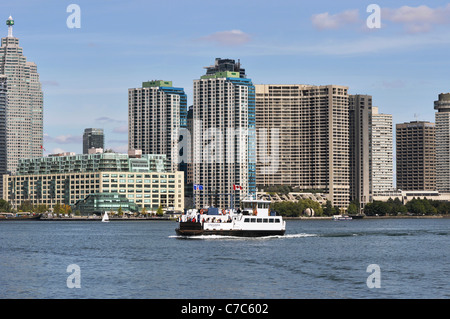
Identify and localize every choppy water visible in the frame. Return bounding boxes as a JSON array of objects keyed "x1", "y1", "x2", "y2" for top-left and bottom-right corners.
[{"x1": 0, "y1": 219, "x2": 448, "y2": 299}]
